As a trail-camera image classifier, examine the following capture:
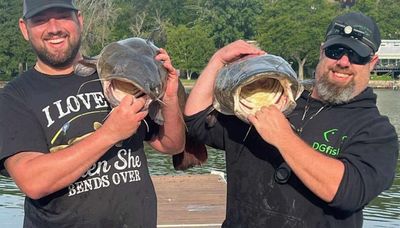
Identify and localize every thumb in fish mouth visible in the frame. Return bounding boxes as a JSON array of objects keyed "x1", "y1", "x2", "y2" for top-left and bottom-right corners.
[{"x1": 274, "y1": 95, "x2": 288, "y2": 111}]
